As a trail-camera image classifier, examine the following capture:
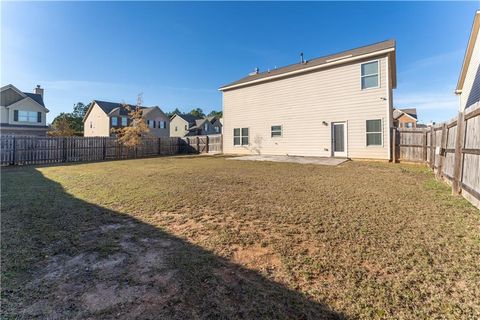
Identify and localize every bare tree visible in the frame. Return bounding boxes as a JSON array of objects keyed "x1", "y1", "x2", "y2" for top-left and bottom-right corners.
[{"x1": 112, "y1": 94, "x2": 150, "y2": 147}]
